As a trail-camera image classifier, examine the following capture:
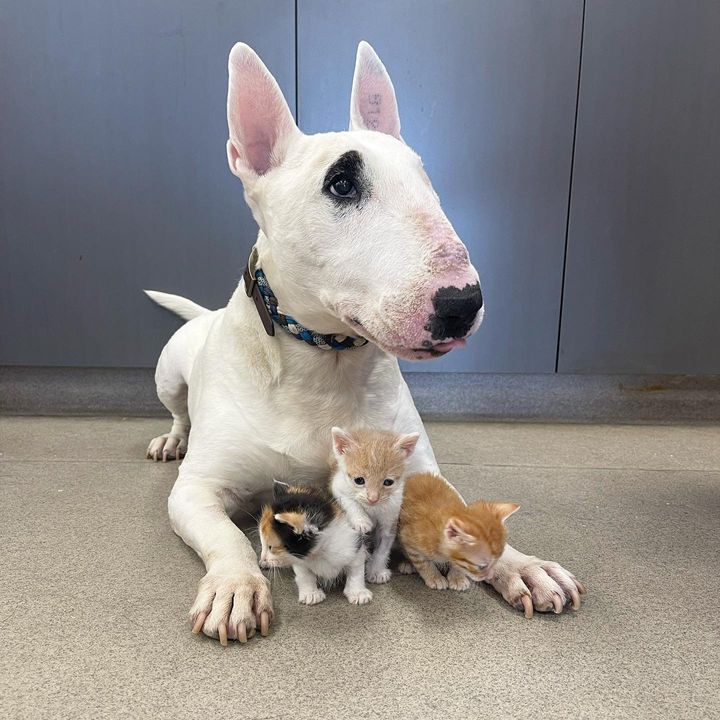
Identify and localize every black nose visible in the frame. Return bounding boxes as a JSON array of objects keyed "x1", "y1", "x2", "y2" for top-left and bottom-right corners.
[{"x1": 429, "y1": 283, "x2": 483, "y2": 339}]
